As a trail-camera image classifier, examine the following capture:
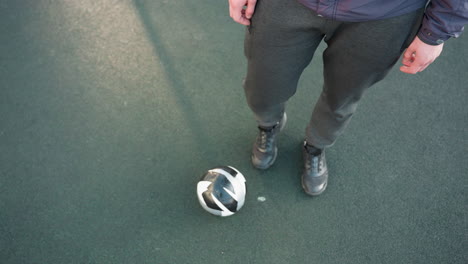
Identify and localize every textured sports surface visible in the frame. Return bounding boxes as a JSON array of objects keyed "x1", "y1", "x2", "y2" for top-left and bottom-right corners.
[{"x1": 0, "y1": 1, "x2": 467, "y2": 263}]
